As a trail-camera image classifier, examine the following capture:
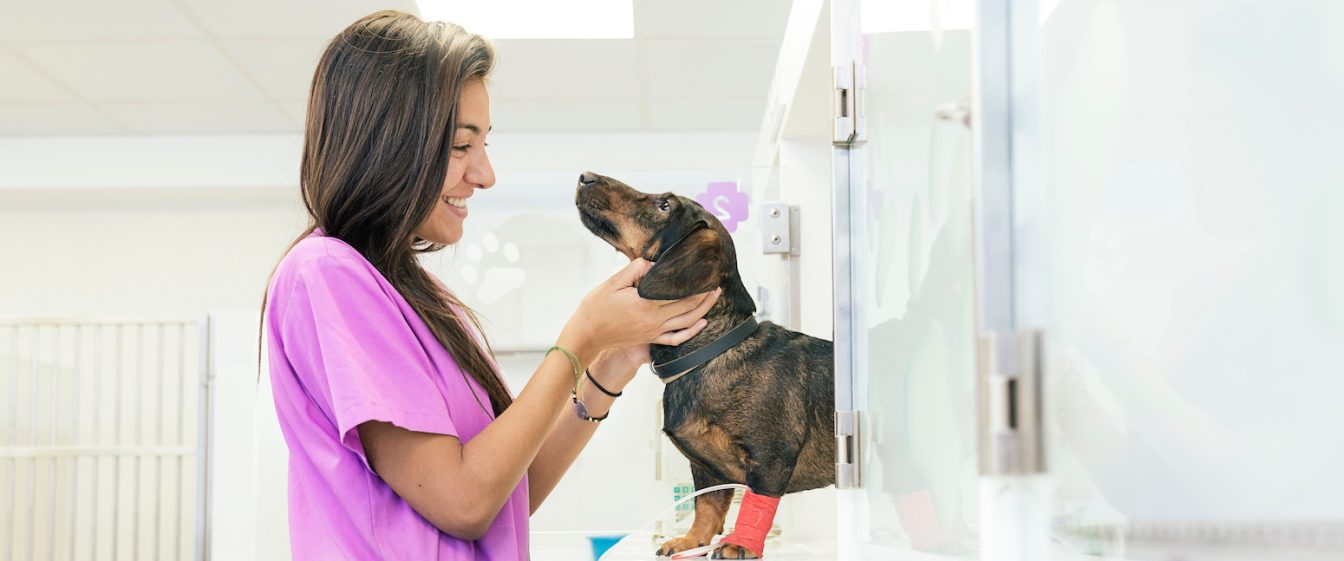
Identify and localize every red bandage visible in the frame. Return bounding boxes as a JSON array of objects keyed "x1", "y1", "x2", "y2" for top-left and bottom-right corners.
[{"x1": 718, "y1": 490, "x2": 781, "y2": 557}]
